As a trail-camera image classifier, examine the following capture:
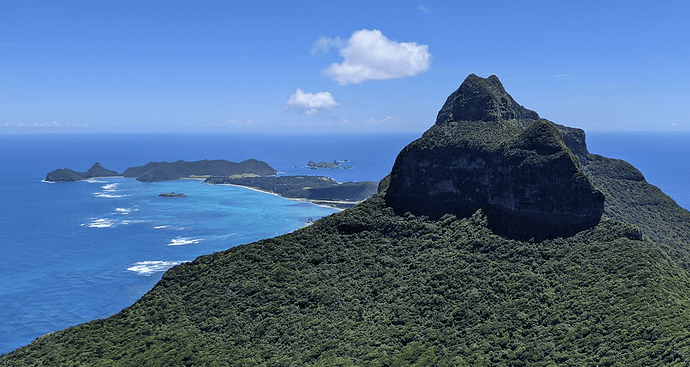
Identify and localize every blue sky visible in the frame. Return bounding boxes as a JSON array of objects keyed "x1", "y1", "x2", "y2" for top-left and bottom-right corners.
[{"x1": 1, "y1": 0, "x2": 688, "y2": 134}]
